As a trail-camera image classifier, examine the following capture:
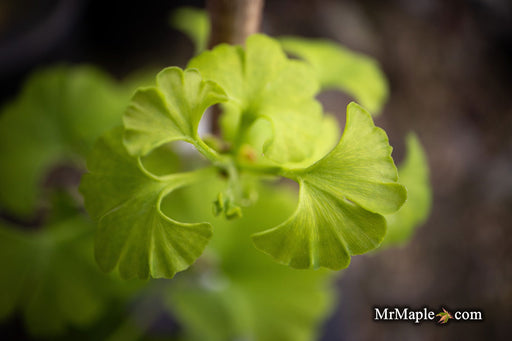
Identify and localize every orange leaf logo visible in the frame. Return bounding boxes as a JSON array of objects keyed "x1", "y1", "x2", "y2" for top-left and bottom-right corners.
[{"x1": 436, "y1": 308, "x2": 453, "y2": 324}]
